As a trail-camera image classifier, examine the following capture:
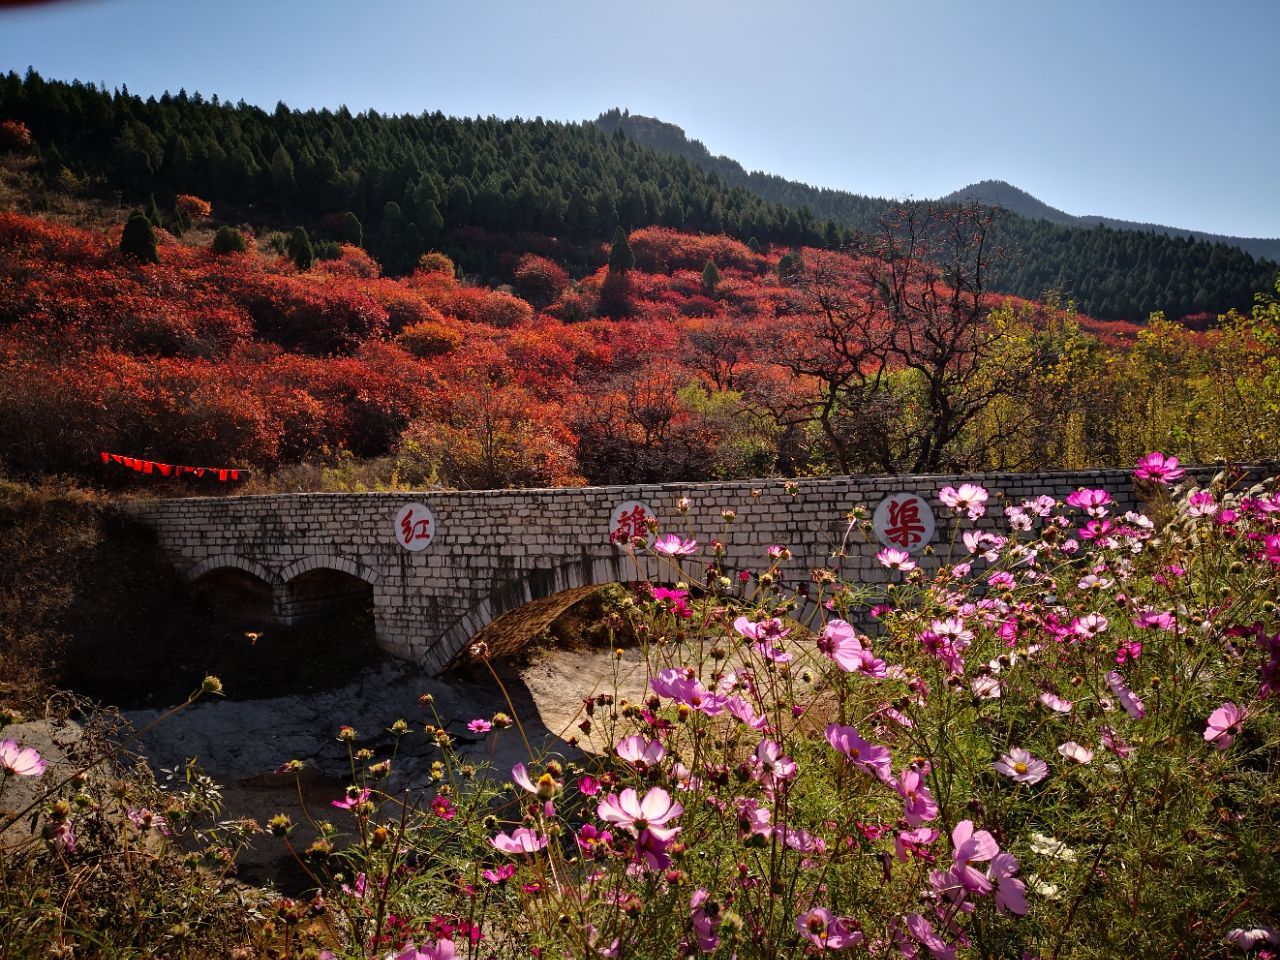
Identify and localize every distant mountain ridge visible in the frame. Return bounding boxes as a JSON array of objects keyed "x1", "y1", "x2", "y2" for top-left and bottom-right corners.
[{"x1": 940, "y1": 180, "x2": 1280, "y2": 263}]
